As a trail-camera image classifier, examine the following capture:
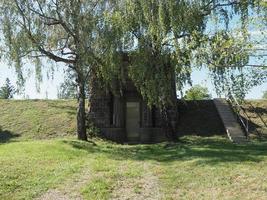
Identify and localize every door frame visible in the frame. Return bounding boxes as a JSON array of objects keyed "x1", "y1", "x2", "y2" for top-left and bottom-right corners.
[{"x1": 125, "y1": 100, "x2": 141, "y2": 142}]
